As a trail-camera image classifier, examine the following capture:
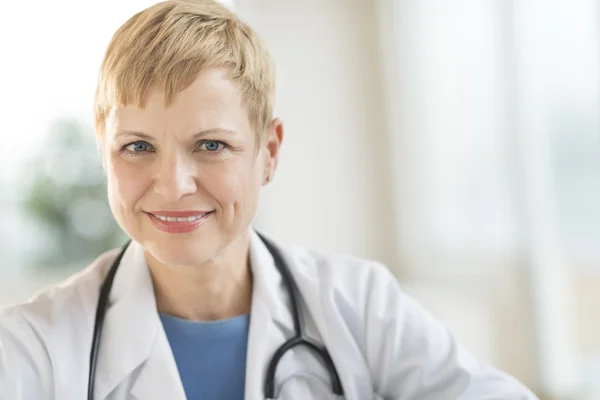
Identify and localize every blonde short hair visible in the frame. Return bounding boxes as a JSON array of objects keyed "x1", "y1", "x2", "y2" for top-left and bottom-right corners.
[{"x1": 94, "y1": 0, "x2": 275, "y2": 140}]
